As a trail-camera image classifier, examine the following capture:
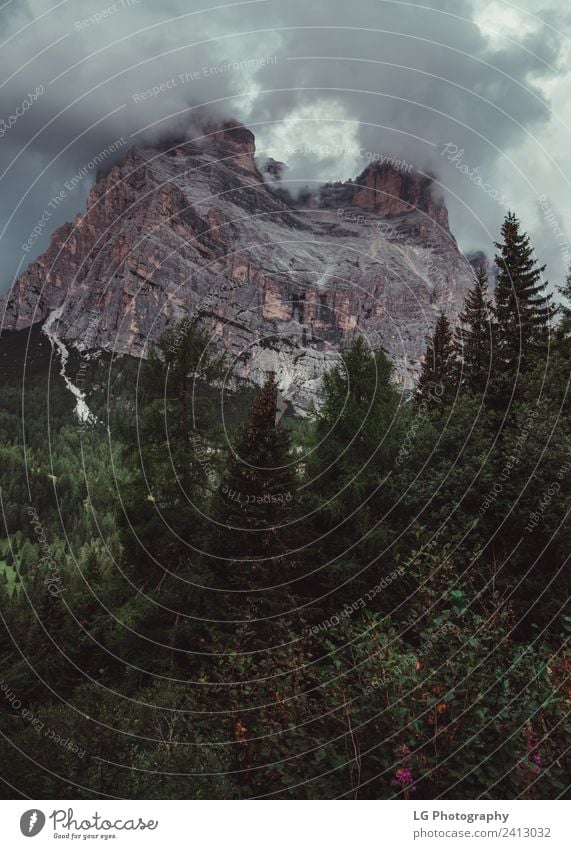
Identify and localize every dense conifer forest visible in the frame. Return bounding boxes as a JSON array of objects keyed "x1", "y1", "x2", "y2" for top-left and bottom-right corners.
[{"x1": 0, "y1": 213, "x2": 569, "y2": 799}]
